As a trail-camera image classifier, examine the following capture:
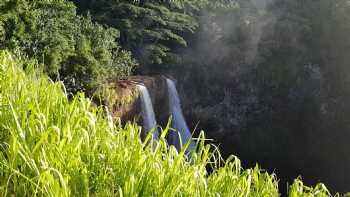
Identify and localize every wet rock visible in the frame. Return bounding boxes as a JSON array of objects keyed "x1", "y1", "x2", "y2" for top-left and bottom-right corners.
[{"x1": 106, "y1": 75, "x2": 170, "y2": 128}]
